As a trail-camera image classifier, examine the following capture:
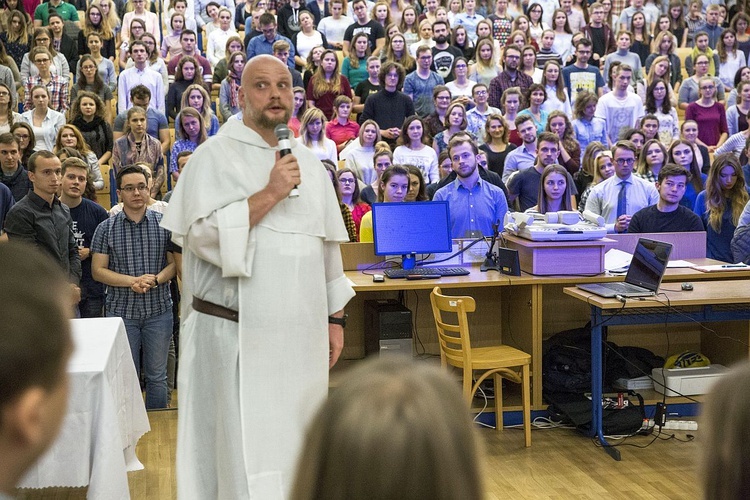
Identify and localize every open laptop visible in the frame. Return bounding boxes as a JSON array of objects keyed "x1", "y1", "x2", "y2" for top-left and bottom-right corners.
[{"x1": 577, "y1": 238, "x2": 673, "y2": 298}]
